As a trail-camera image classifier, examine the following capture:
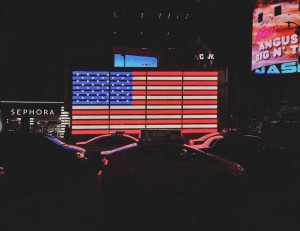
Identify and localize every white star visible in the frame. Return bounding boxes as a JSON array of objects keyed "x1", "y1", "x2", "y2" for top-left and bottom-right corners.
[
  {"x1": 81, "y1": 90, "x2": 84, "y2": 92},
  {"x1": 112, "y1": 84, "x2": 114, "y2": 86},
  {"x1": 122, "y1": 84, "x2": 124, "y2": 86},
  {"x1": 97, "y1": 74, "x2": 99, "y2": 76},
  {"x1": 77, "y1": 73, "x2": 79, "y2": 76},
  {"x1": 92, "y1": 84, "x2": 94, "y2": 86},
  {"x1": 97, "y1": 94, "x2": 99, "y2": 96},
  {"x1": 117, "y1": 74, "x2": 119, "y2": 76},
  {"x1": 77, "y1": 80, "x2": 79, "y2": 82},
  {"x1": 76, "y1": 94, "x2": 79, "y2": 96},
  {"x1": 87, "y1": 73, "x2": 89, "y2": 76}
]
